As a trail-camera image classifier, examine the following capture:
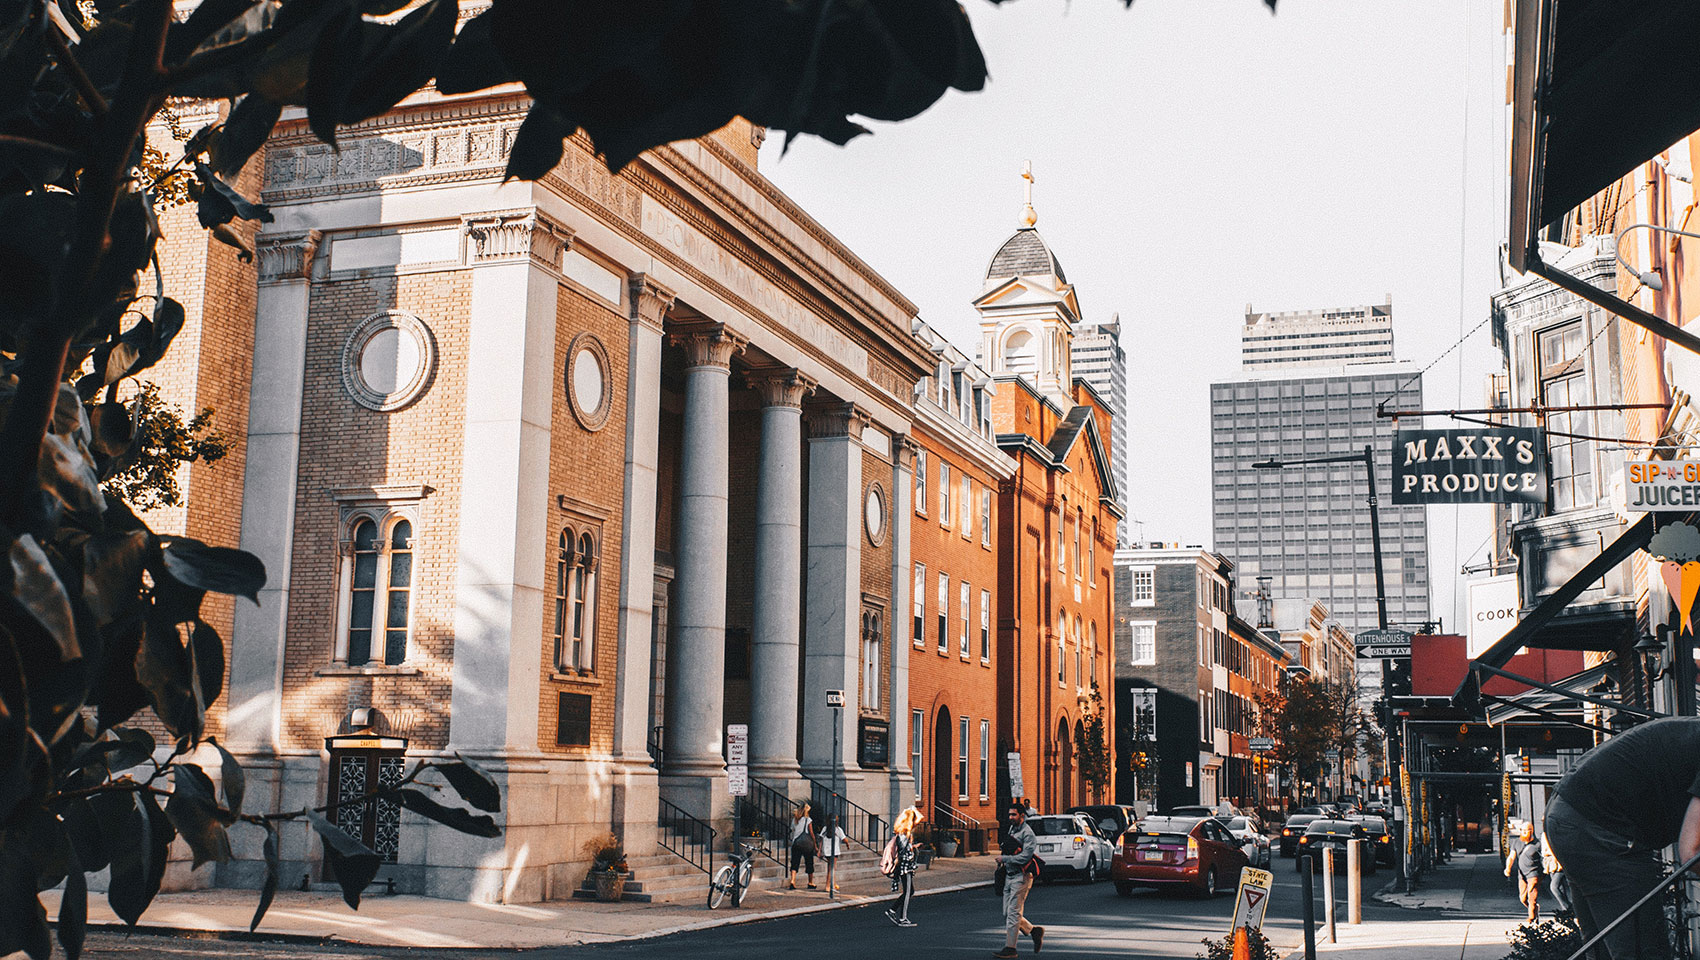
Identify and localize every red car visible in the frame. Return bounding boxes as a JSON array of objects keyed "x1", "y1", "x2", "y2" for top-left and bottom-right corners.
[{"x1": 1111, "y1": 815, "x2": 1249, "y2": 898}]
